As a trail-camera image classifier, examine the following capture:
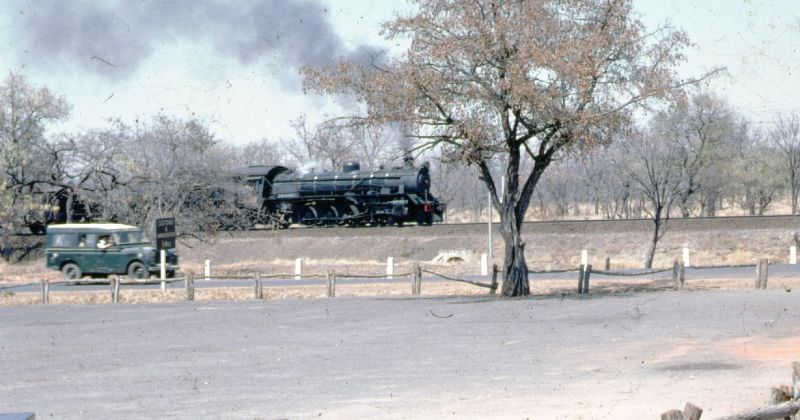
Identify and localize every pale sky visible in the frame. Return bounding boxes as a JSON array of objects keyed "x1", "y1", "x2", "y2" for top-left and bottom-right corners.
[{"x1": 0, "y1": 0, "x2": 798, "y2": 144}]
